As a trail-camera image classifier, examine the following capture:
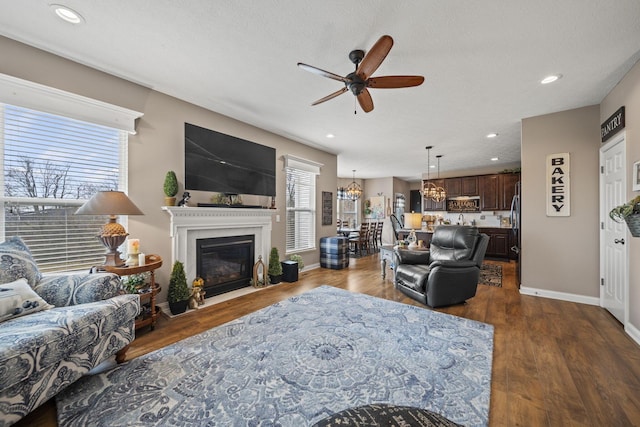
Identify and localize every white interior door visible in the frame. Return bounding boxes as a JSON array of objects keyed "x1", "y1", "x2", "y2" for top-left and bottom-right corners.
[{"x1": 600, "y1": 134, "x2": 627, "y2": 324}]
